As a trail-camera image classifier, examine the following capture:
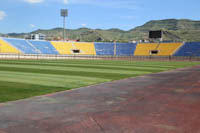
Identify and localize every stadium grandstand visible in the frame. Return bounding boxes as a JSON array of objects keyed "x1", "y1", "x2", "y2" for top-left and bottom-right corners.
[
  {"x1": 0, "y1": 37, "x2": 200, "y2": 57},
  {"x1": 51, "y1": 41, "x2": 96, "y2": 55},
  {"x1": 0, "y1": 39, "x2": 21, "y2": 54},
  {"x1": 134, "y1": 42, "x2": 183, "y2": 56},
  {"x1": 174, "y1": 42, "x2": 200, "y2": 56}
]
